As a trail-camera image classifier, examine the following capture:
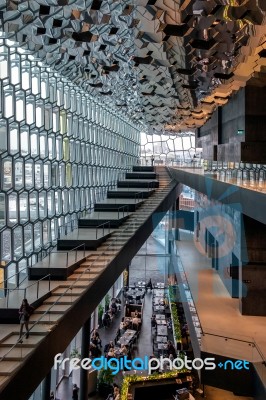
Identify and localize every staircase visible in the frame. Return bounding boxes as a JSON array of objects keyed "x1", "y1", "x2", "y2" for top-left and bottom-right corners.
[{"x1": 0, "y1": 166, "x2": 179, "y2": 400}]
